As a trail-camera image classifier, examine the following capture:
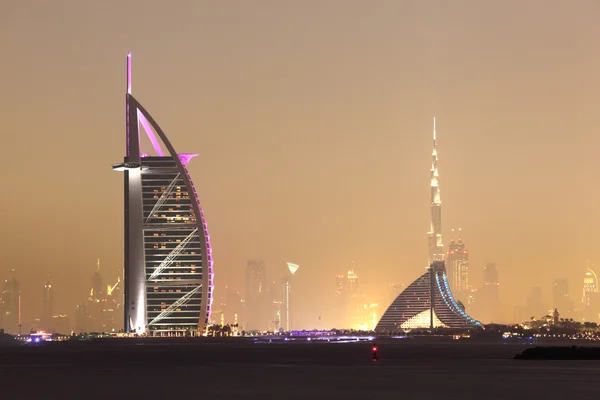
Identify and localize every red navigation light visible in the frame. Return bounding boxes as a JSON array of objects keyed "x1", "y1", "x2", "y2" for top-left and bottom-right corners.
[{"x1": 372, "y1": 345, "x2": 379, "y2": 362}]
